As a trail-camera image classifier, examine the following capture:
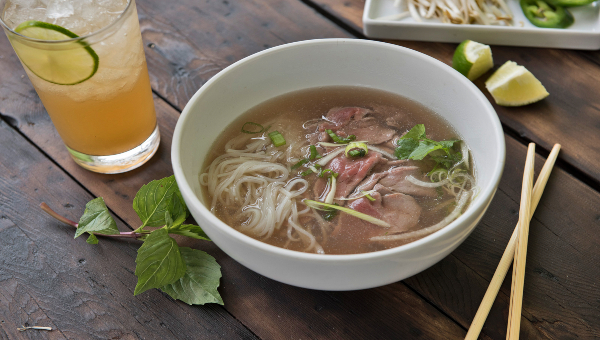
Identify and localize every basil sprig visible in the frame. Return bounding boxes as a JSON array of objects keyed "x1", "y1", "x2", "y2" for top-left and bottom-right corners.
[{"x1": 70, "y1": 175, "x2": 222, "y2": 305}]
